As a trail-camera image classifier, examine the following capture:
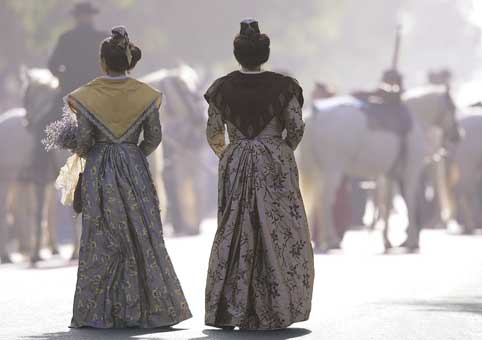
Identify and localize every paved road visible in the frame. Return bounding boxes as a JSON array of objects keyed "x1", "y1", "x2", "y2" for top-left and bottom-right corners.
[{"x1": 1, "y1": 221, "x2": 482, "y2": 340}]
